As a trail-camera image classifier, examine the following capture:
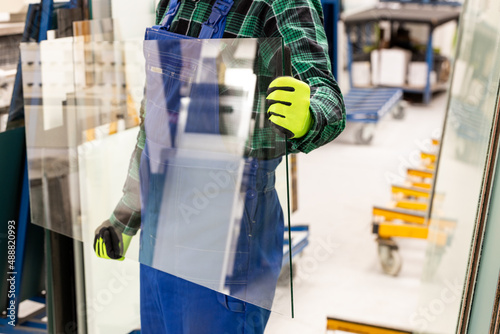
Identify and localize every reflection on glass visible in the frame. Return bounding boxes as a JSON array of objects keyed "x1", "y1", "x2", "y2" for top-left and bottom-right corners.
[
  {"x1": 73, "y1": 18, "x2": 115, "y2": 42},
  {"x1": 21, "y1": 36, "x2": 292, "y2": 315},
  {"x1": 416, "y1": 1, "x2": 500, "y2": 333}
]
